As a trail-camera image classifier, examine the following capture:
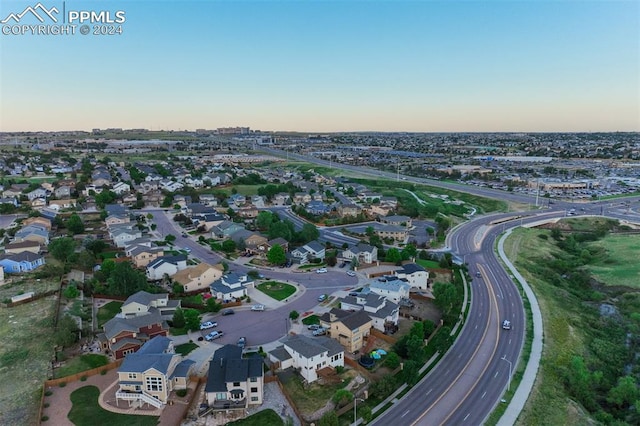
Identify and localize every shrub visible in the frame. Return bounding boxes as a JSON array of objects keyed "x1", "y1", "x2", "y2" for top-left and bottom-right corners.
[
  {"x1": 41, "y1": 416, "x2": 49, "y2": 422},
  {"x1": 80, "y1": 376, "x2": 87, "y2": 381},
  {"x1": 44, "y1": 390, "x2": 53, "y2": 396},
  {"x1": 176, "y1": 389, "x2": 188, "y2": 397},
  {"x1": 43, "y1": 403, "x2": 50, "y2": 408},
  {"x1": 59, "y1": 382, "x2": 66, "y2": 387},
  {"x1": 100, "y1": 370, "x2": 107, "y2": 375}
]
